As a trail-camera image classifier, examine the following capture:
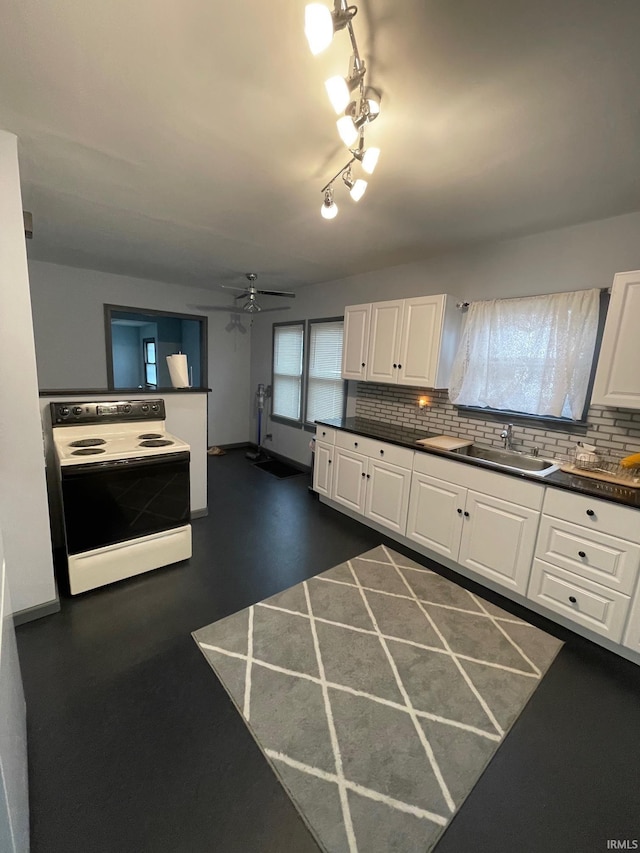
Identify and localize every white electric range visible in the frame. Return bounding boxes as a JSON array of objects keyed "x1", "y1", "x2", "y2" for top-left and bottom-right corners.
[{"x1": 51, "y1": 399, "x2": 192, "y2": 595}]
